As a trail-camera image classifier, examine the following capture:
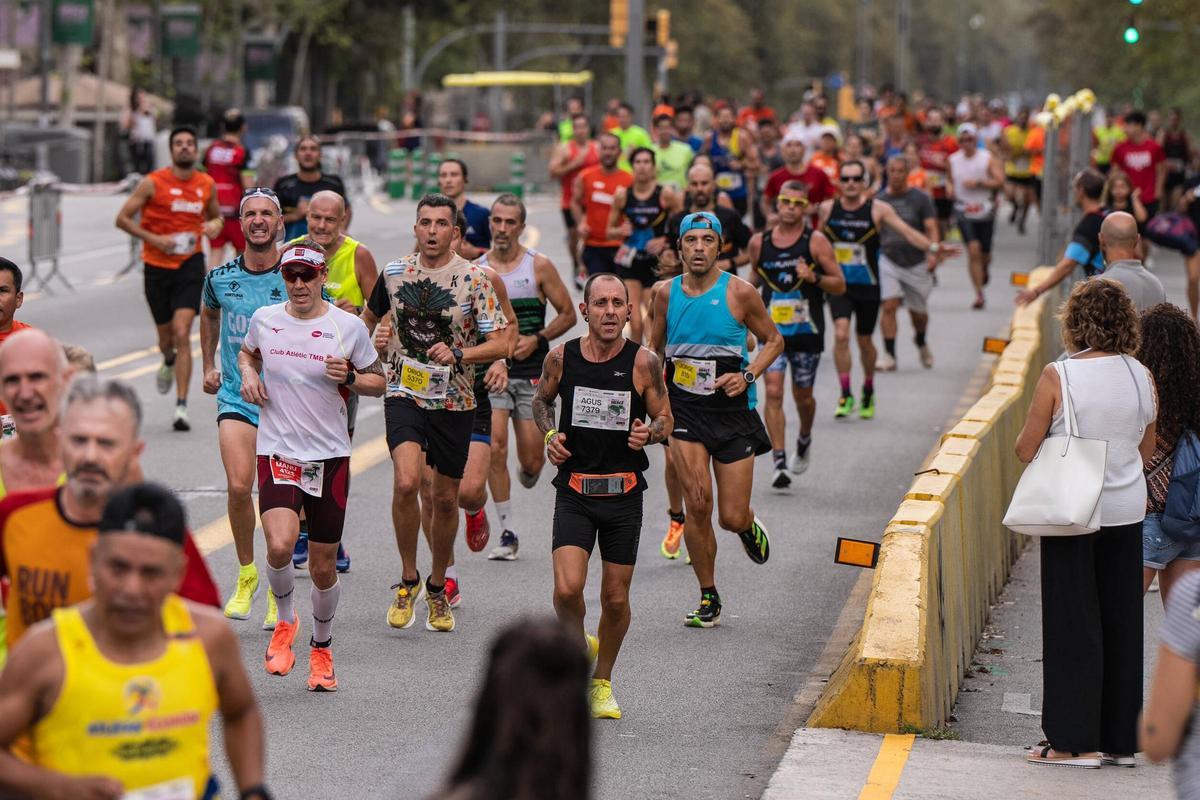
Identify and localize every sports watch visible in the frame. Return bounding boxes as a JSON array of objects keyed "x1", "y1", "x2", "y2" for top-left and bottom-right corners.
[
  {"x1": 451, "y1": 347, "x2": 464, "y2": 366},
  {"x1": 742, "y1": 370, "x2": 757, "y2": 385}
]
